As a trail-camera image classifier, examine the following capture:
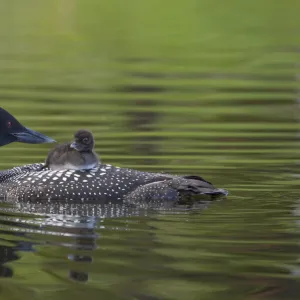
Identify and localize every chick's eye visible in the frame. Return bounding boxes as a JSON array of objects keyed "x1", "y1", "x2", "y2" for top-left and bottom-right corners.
[
  {"x1": 7, "y1": 121, "x2": 12, "y2": 128},
  {"x1": 82, "y1": 137, "x2": 89, "y2": 143}
]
